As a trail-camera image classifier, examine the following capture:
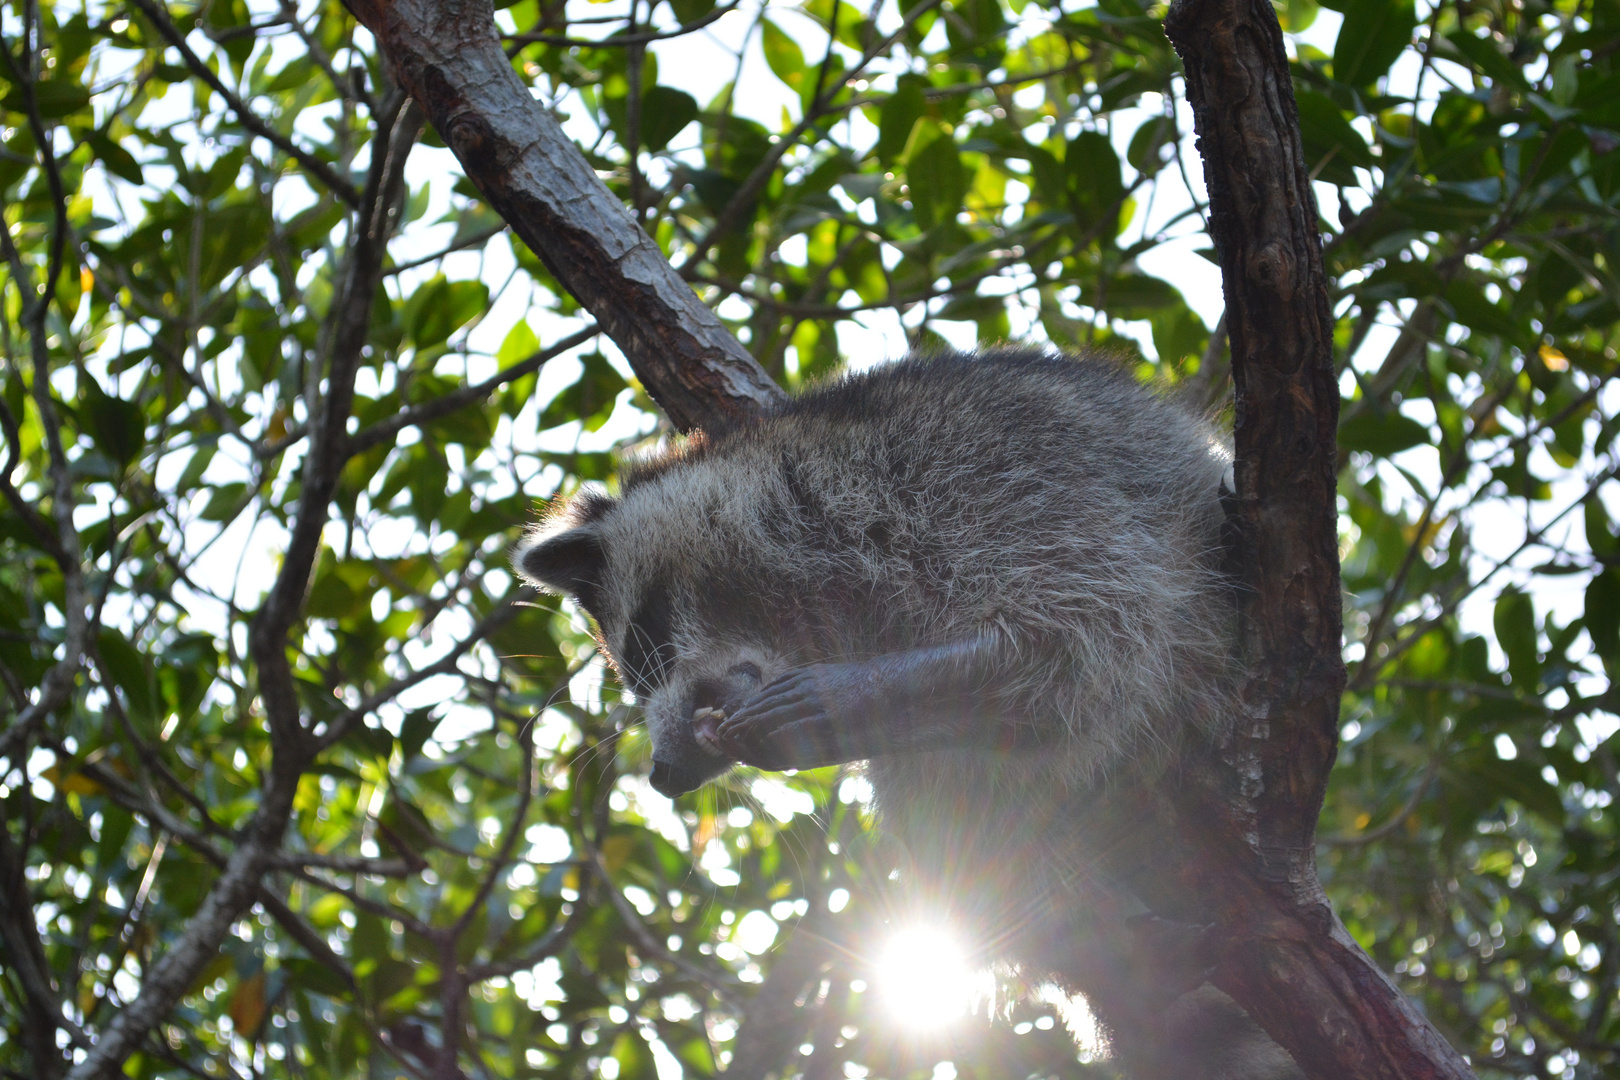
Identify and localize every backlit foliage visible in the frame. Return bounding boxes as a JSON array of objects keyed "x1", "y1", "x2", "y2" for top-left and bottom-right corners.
[{"x1": 0, "y1": 0, "x2": 1618, "y2": 1077}]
